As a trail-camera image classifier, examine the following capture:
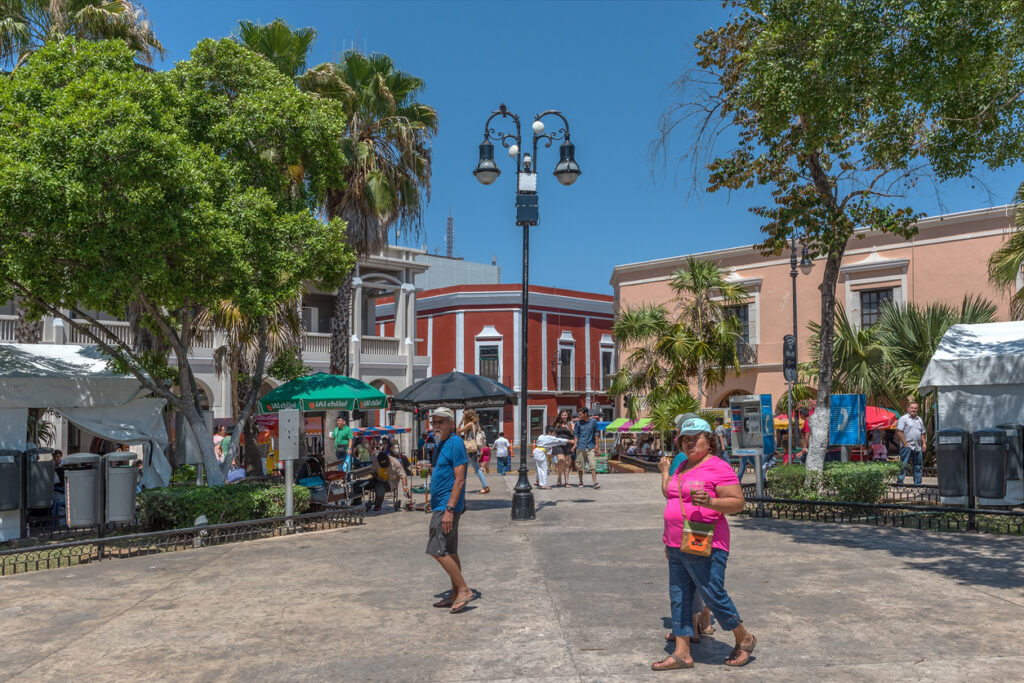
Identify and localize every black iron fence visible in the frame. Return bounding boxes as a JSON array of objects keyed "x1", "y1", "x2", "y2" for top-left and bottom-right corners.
[
  {"x1": 1, "y1": 508, "x2": 364, "y2": 577},
  {"x1": 741, "y1": 496, "x2": 1024, "y2": 535}
]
